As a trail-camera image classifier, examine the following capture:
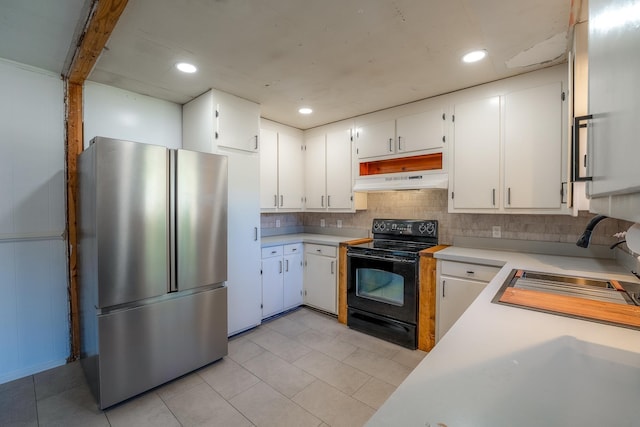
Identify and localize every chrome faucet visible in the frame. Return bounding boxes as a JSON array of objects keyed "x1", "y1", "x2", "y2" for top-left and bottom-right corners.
[{"x1": 576, "y1": 215, "x2": 608, "y2": 248}]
